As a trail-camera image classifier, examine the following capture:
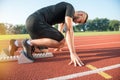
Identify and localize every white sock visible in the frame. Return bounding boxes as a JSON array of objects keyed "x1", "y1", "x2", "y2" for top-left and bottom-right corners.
[
  {"x1": 14, "y1": 40, "x2": 19, "y2": 47},
  {"x1": 27, "y1": 40, "x2": 32, "y2": 45}
]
